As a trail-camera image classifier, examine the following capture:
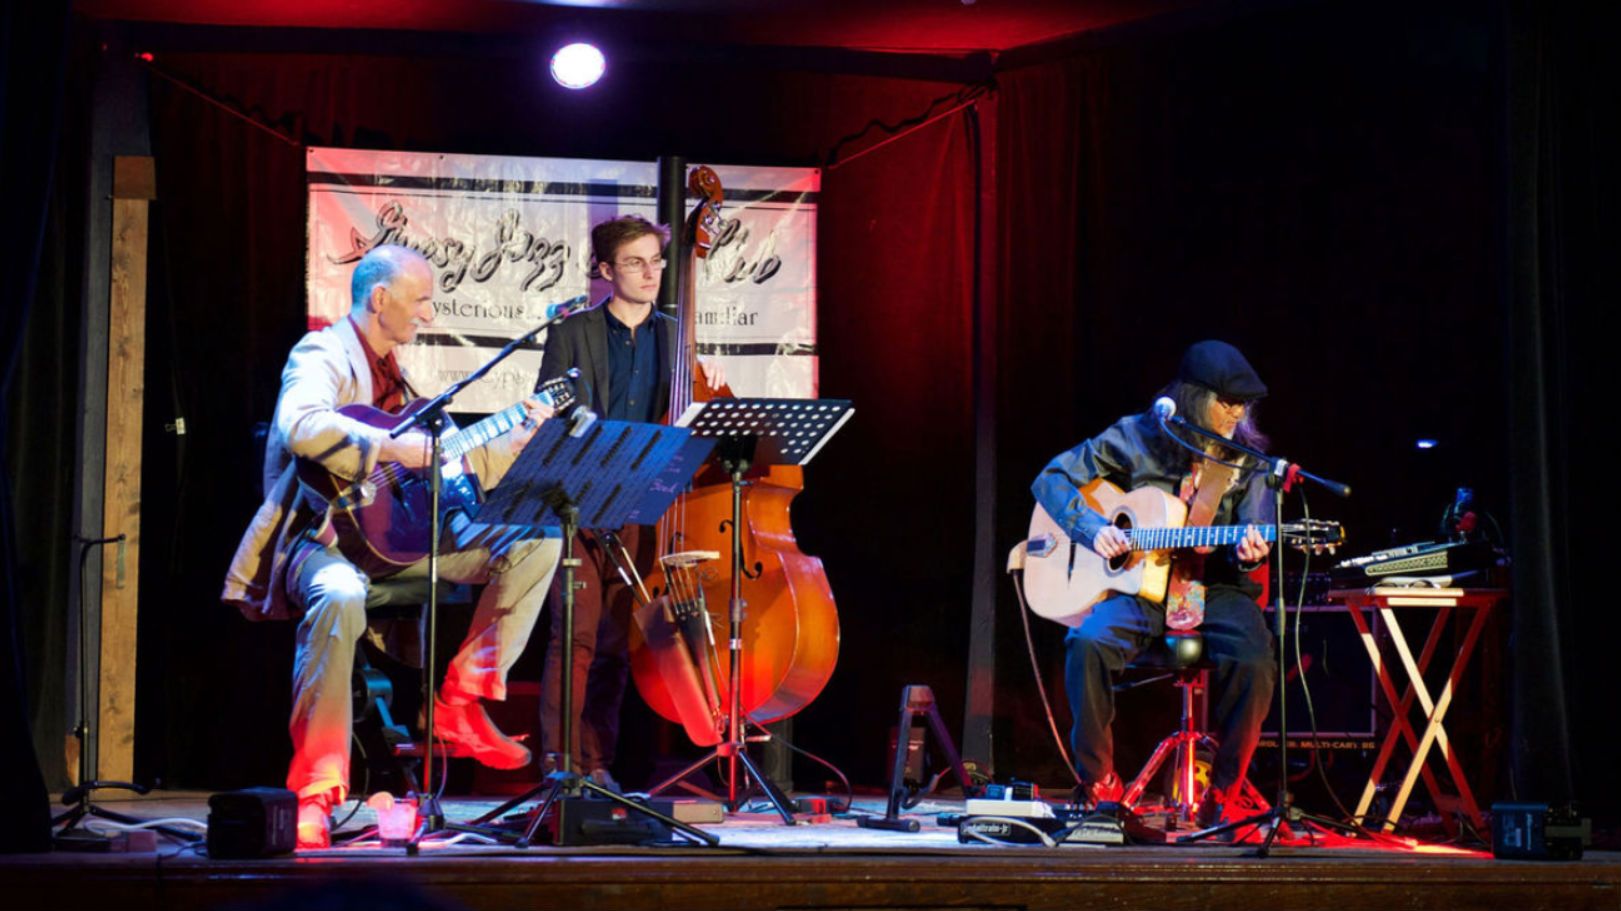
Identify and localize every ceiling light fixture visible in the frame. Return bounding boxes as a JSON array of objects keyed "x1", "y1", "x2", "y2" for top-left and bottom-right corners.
[{"x1": 551, "y1": 42, "x2": 606, "y2": 90}]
